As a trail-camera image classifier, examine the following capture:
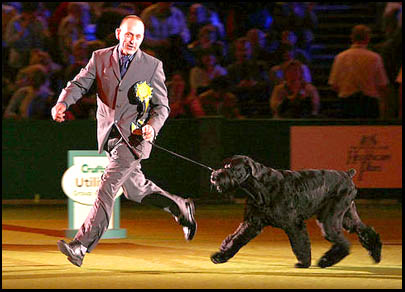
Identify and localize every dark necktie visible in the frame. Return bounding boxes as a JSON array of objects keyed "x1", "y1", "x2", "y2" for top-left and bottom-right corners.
[{"x1": 120, "y1": 55, "x2": 130, "y2": 78}]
